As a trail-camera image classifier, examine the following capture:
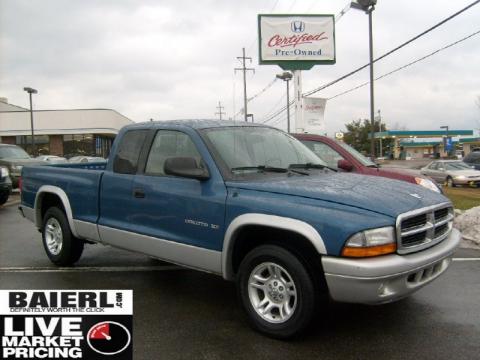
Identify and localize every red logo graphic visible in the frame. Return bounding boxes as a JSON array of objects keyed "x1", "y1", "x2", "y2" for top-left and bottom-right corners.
[{"x1": 268, "y1": 32, "x2": 328, "y2": 48}]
